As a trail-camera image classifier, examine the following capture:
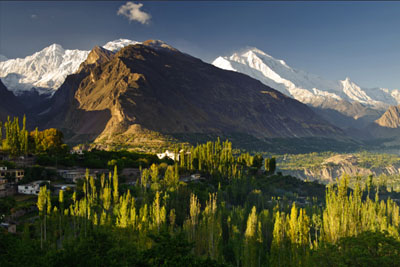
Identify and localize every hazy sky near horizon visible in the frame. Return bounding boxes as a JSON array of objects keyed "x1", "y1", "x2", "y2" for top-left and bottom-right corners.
[{"x1": 1, "y1": 1, "x2": 399, "y2": 89}]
